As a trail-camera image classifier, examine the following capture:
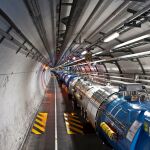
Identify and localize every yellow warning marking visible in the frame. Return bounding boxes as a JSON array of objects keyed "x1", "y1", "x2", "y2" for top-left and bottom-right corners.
[
  {"x1": 33, "y1": 123, "x2": 45, "y2": 132},
  {"x1": 37, "y1": 114, "x2": 47, "y2": 121},
  {"x1": 38, "y1": 113, "x2": 43, "y2": 116},
  {"x1": 64, "y1": 112, "x2": 84, "y2": 135},
  {"x1": 37, "y1": 115, "x2": 44, "y2": 120},
  {"x1": 69, "y1": 114, "x2": 79, "y2": 119},
  {"x1": 31, "y1": 128, "x2": 41, "y2": 135},
  {"x1": 71, "y1": 113, "x2": 77, "y2": 116},
  {"x1": 35, "y1": 119, "x2": 46, "y2": 126},
  {"x1": 65, "y1": 122, "x2": 75, "y2": 134},
  {"x1": 31, "y1": 112, "x2": 48, "y2": 135},
  {"x1": 66, "y1": 124, "x2": 84, "y2": 134},
  {"x1": 67, "y1": 130, "x2": 75, "y2": 134},
  {"x1": 66, "y1": 121, "x2": 83, "y2": 129},
  {"x1": 64, "y1": 113, "x2": 79, "y2": 119},
  {"x1": 65, "y1": 116, "x2": 81, "y2": 124},
  {"x1": 39, "y1": 112, "x2": 47, "y2": 116},
  {"x1": 64, "y1": 113, "x2": 69, "y2": 117},
  {"x1": 64, "y1": 112, "x2": 77, "y2": 116}
]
